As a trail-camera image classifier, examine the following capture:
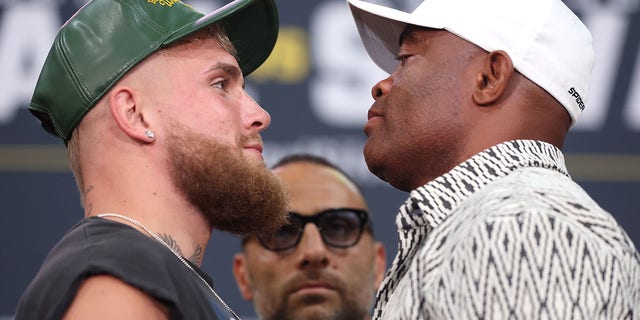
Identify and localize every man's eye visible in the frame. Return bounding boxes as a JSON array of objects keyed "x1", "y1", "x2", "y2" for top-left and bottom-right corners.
[
  {"x1": 395, "y1": 54, "x2": 409, "y2": 63},
  {"x1": 212, "y1": 79, "x2": 228, "y2": 89}
]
